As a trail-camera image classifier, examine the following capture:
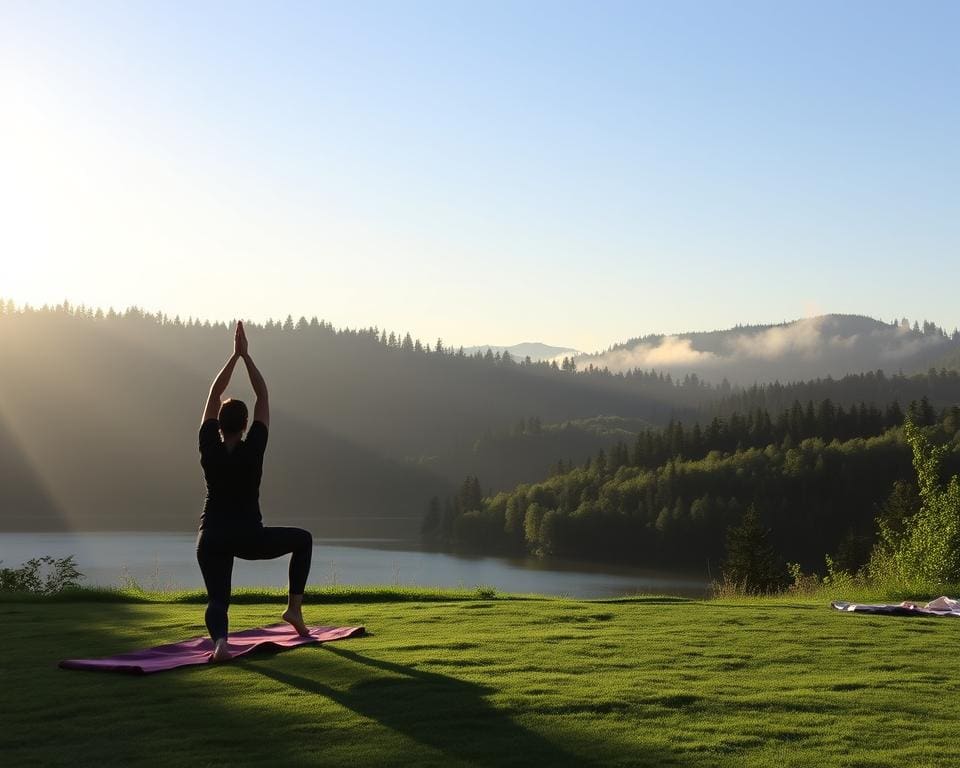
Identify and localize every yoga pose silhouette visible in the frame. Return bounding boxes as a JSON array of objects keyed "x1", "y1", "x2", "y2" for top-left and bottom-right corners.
[{"x1": 195, "y1": 321, "x2": 313, "y2": 661}]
